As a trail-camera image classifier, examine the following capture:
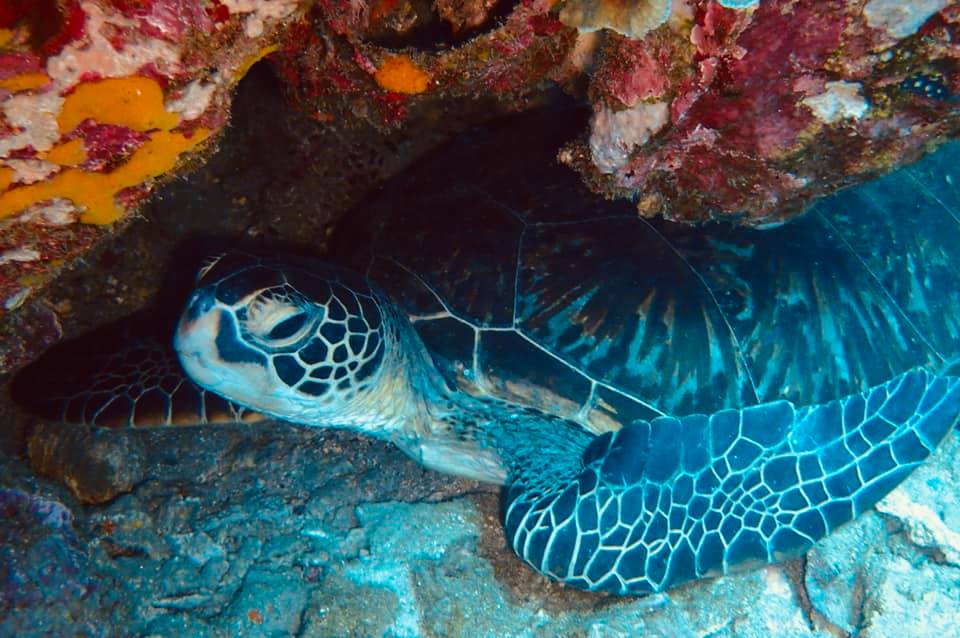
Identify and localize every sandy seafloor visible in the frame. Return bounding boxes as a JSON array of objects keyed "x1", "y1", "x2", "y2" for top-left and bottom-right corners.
[{"x1": 2, "y1": 65, "x2": 960, "y2": 637}]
